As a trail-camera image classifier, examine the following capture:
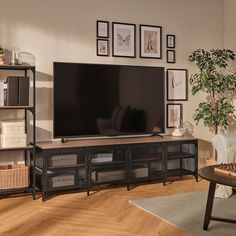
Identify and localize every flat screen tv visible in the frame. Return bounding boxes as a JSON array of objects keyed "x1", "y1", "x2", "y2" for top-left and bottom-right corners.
[{"x1": 53, "y1": 62, "x2": 165, "y2": 139}]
